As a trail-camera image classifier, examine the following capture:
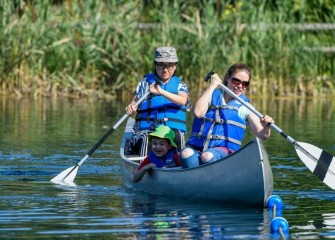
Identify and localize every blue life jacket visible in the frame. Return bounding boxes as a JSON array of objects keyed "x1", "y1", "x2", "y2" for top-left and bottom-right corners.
[
  {"x1": 136, "y1": 74, "x2": 187, "y2": 132},
  {"x1": 186, "y1": 89, "x2": 249, "y2": 151},
  {"x1": 148, "y1": 149, "x2": 177, "y2": 168}
]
